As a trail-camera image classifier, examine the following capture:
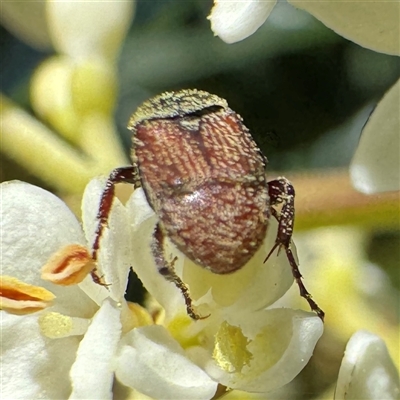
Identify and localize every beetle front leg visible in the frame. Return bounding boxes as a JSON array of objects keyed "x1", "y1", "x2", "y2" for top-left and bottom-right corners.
[
  {"x1": 91, "y1": 166, "x2": 140, "y2": 285},
  {"x1": 266, "y1": 177, "x2": 325, "y2": 321},
  {"x1": 152, "y1": 223, "x2": 207, "y2": 320}
]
